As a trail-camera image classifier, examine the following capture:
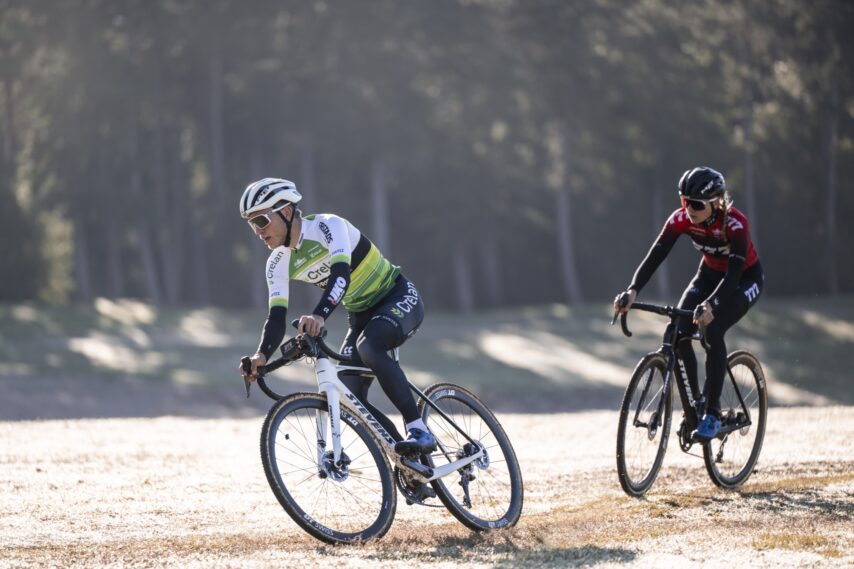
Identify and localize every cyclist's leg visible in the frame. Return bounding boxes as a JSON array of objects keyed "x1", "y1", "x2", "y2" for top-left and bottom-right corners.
[
  {"x1": 338, "y1": 373, "x2": 404, "y2": 442},
  {"x1": 703, "y1": 263, "x2": 764, "y2": 415},
  {"x1": 669, "y1": 265, "x2": 716, "y2": 397},
  {"x1": 339, "y1": 312, "x2": 404, "y2": 442},
  {"x1": 355, "y1": 276, "x2": 425, "y2": 426}
]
